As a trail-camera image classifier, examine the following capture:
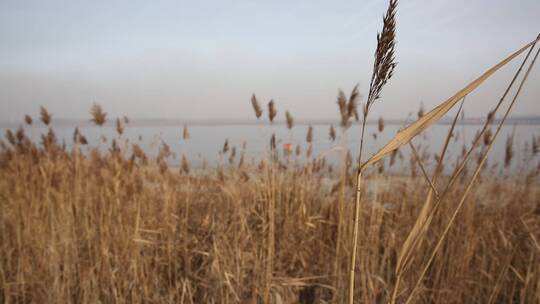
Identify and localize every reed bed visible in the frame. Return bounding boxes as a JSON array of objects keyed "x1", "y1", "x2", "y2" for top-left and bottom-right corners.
[
  {"x1": 0, "y1": 102, "x2": 539, "y2": 304},
  {"x1": 1, "y1": 0, "x2": 540, "y2": 302}
]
